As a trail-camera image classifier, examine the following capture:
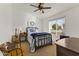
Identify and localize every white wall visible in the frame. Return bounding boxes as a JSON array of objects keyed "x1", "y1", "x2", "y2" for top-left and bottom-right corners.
[
  {"x1": 0, "y1": 4, "x2": 12, "y2": 44},
  {"x1": 43, "y1": 6, "x2": 79, "y2": 38},
  {"x1": 12, "y1": 11, "x2": 26, "y2": 34},
  {"x1": 12, "y1": 8, "x2": 43, "y2": 34},
  {"x1": 24, "y1": 13, "x2": 43, "y2": 31}
]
